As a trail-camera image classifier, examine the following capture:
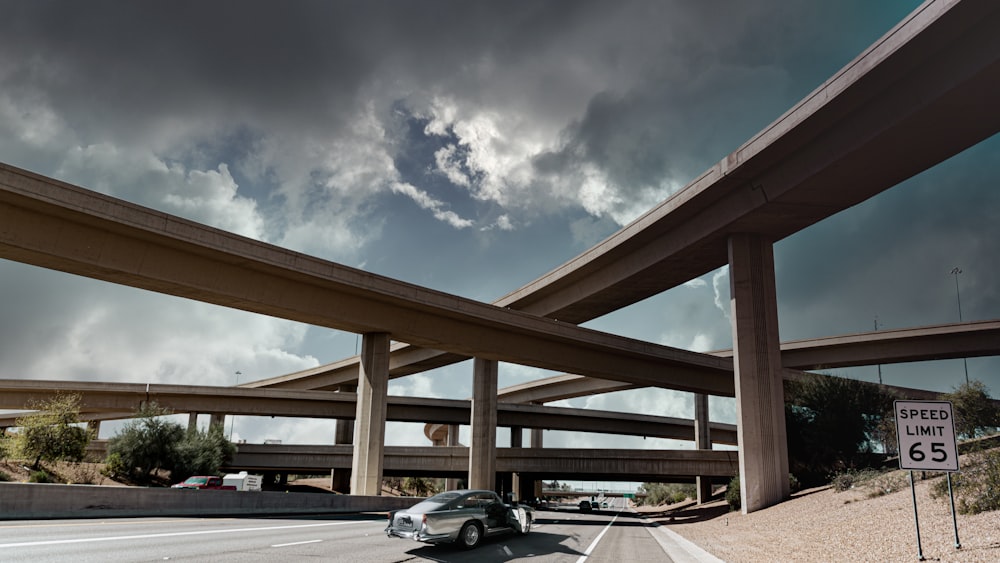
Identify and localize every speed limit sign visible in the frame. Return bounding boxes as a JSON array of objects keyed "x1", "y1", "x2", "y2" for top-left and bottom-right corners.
[{"x1": 894, "y1": 400, "x2": 959, "y2": 472}]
